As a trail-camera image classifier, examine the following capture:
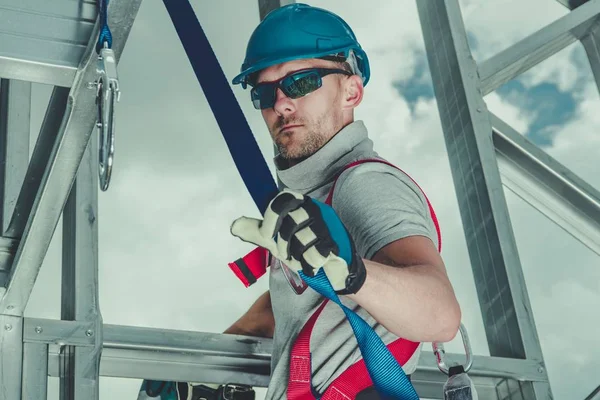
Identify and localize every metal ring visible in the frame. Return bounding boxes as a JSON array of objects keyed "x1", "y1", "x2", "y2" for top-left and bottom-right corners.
[
  {"x1": 98, "y1": 78, "x2": 115, "y2": 191},
  {"x1": 431, "y1": 322, "x2": 473, "y2": 375},
  {"x1": 96, "y1": 46, "x2": 119, "y2": 191}
]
